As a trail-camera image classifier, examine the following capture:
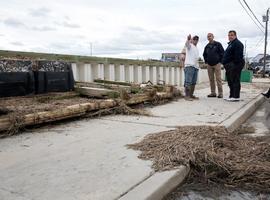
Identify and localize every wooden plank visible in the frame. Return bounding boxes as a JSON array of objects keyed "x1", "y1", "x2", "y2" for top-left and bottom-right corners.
[
  {"x1": 76, "y1": 81, "x2": 131, "y2": 92},
  {"x1": 75, "y1": 87, "x2": 120, "y2": 98},
  {"x1": 94, "y1": 79, "x2": 133, "y2": 86}
]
